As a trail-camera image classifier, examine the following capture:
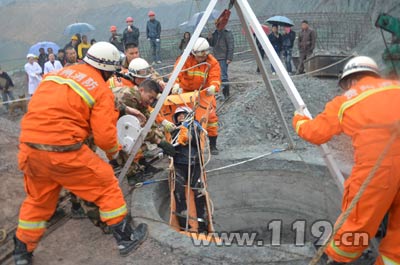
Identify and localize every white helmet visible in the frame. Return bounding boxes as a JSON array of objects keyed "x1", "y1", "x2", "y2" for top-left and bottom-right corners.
[
  {"x1": 173, "y1": 106, "x2": 192, "y2": 124},
  {"x1": 83, "y1": 42, "x2": 121, "y2": 72},
  {"x1": 340, "y1": 56, "x2": 379, "y2": 82},
  {"x1": 128, "y1": 58, "x2": 152, "y2": 78},
  {"x1": 192, "y1": 37, "x2": 210, "y2": 56}
]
